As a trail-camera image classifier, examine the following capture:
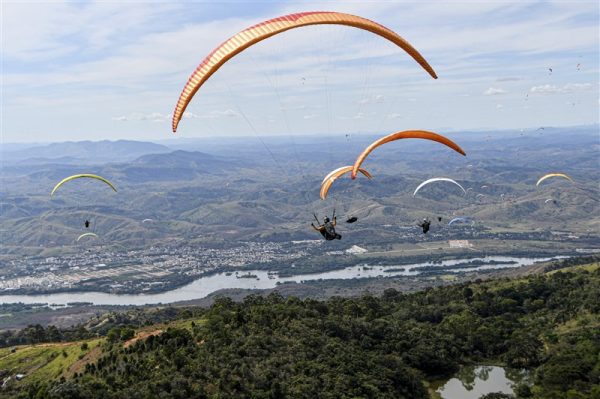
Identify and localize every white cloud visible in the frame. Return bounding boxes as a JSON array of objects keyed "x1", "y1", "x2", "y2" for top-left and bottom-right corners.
[
  {"x1": 495, "y1": 77, "x2": 522, "y2": 82},
  {"x1": 112, "y1": 112, "x2": 170, "y2": 122},
  {"x1": 210, "y1": 109, "x2": 238, "y2": 118},
  {"x1": 188, "y1": 109, "x2": 240, "y2": 119},
  {"x1": 484, "y1": 87, "x2": 507, "y2": 96},
  {"x1": 530, "y1": 83, "x2": 593, "y2": 95},
  {"x1": 358, "y1": 94, "x2": 384, "y2": 104},
  {"x1": 339, "y1": 112, "x2": 375, "y2": 120},
  {"x1": 496, "y1": 104, "x2": 504, "y2": 109},
  {"x1": 112, "y1": 109, "x2": 238, "y2": 122},
  {"x1": 182, "y1": 112, "x2": 199, "y2": 119},
  {"x1": 387, "y1": 113, "x2": 404, "y2": 119},
  {"x1": 280, "y1": 104, "x2": 307, "y2": 111},
  {"x1": 302, "y1": 114, "x2": 317, "y2": 120}
]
